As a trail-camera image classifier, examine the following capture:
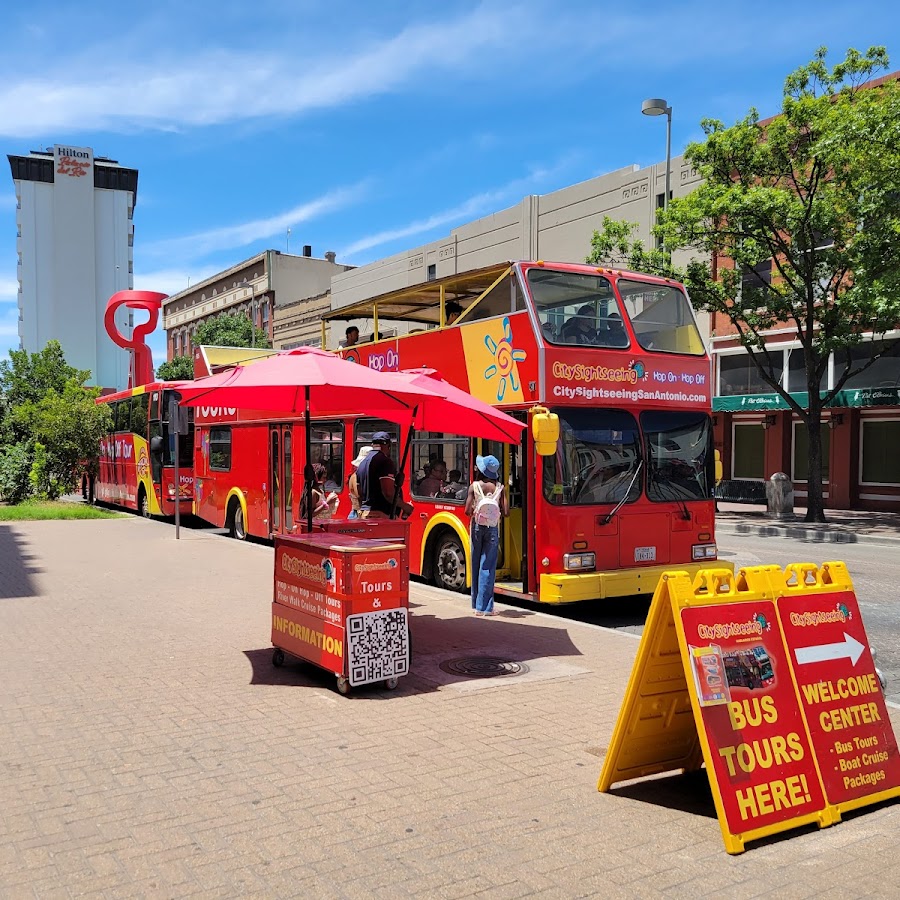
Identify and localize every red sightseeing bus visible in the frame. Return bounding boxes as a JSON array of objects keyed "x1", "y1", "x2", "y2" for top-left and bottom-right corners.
[
  {"x1": 94, "y1": 382, "x2": 194, "y2": 518},
  {"x1": 193, "y1": 261, "x2": 728, "y2": 603}
]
